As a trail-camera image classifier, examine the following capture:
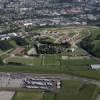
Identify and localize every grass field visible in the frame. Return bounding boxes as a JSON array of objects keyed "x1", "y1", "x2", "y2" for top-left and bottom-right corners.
[
  {"x1": 2, "y1": 55, "x2": 100, "y2": 80},
  {"x1": 43, "y1": 92, "x2": 55, "y2": 100},
  {"x1": 1, "y1": 64, "x2": 100, "y2": 80},
  {"x1": 56, "y1": 82, "x2": 97, "y2": 100},
  {"x1": 13, "y1": 80, "x2": 97, "y2": 100},
  {"x1": 5, "y1": 54, "x2": 61, "y2": 66},
  {"x1": 60, "y1": 59, "x2": 100, "y2": 71},
  {"x1": 14, "y1": 92, "x2": 43, "y2": 100},
  {"x1": 6, "y1": 56, "x2": 42, "y2": 66},
  {"x1": 42, "y1": 54, "x2": 60, "y2": 66},
  {"x1": 6, "y1": 54, "x2": 100, "y2": 70}
]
